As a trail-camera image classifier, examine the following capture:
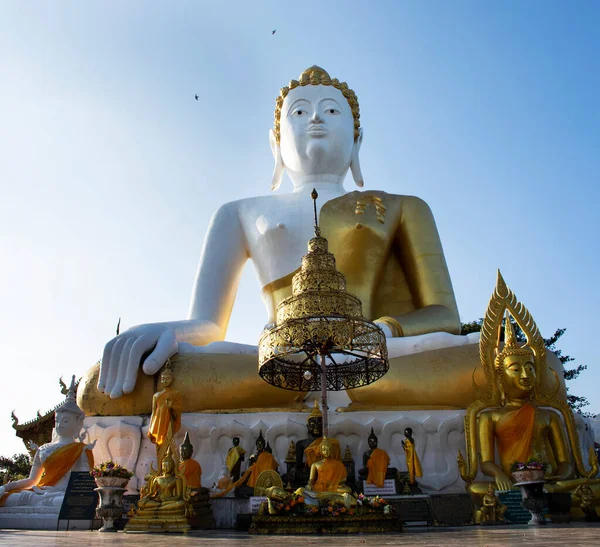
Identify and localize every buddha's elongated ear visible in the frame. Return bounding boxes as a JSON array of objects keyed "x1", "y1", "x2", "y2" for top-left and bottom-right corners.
[
  {"x1": 269, "y1": 129, "x2": 284, "y2": 191},
  {"x1": 350, "y1": 127, "x2": 364, "y2": 188}
]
